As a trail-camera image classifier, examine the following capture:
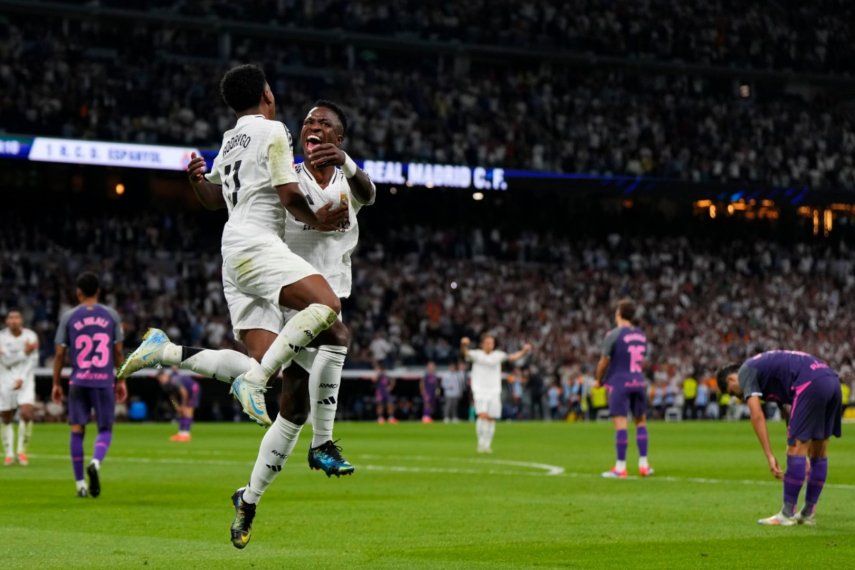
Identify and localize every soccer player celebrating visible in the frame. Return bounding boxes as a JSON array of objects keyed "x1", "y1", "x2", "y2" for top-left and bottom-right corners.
[
  {"x1": 280, "y1": 100, "x2": 375, "y2": 473},
  {"x1": 460, "y1": 335, "x2": 532, "y2": 453},
  {"x1": 717, "y1": 350, "x2": 842, "y2": 526},
  {"x1": 596, "y1": 299, "x2": 653, "y2": 478},
  {"x1": 52, "y1": 273, "x2": 126, "y2": 498},
  {"x1": 0, "y1": 310, "x2": 39, "y2": 466},
  {"x1": 157, "y1": 368, "x2": 200, "y2": 442},
  {"x1": 119, "y1": 64, "x2": 350, "y2": 430}
]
